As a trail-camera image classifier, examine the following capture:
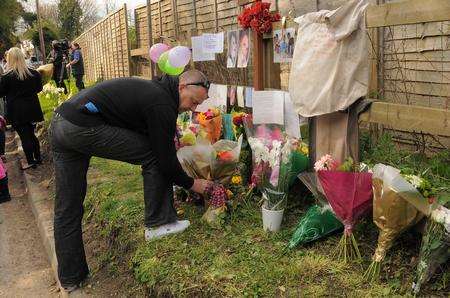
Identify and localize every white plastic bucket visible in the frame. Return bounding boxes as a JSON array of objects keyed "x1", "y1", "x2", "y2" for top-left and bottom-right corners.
[{"x1": 261, "y1": 205, "x2": 284, "y2": 232}]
